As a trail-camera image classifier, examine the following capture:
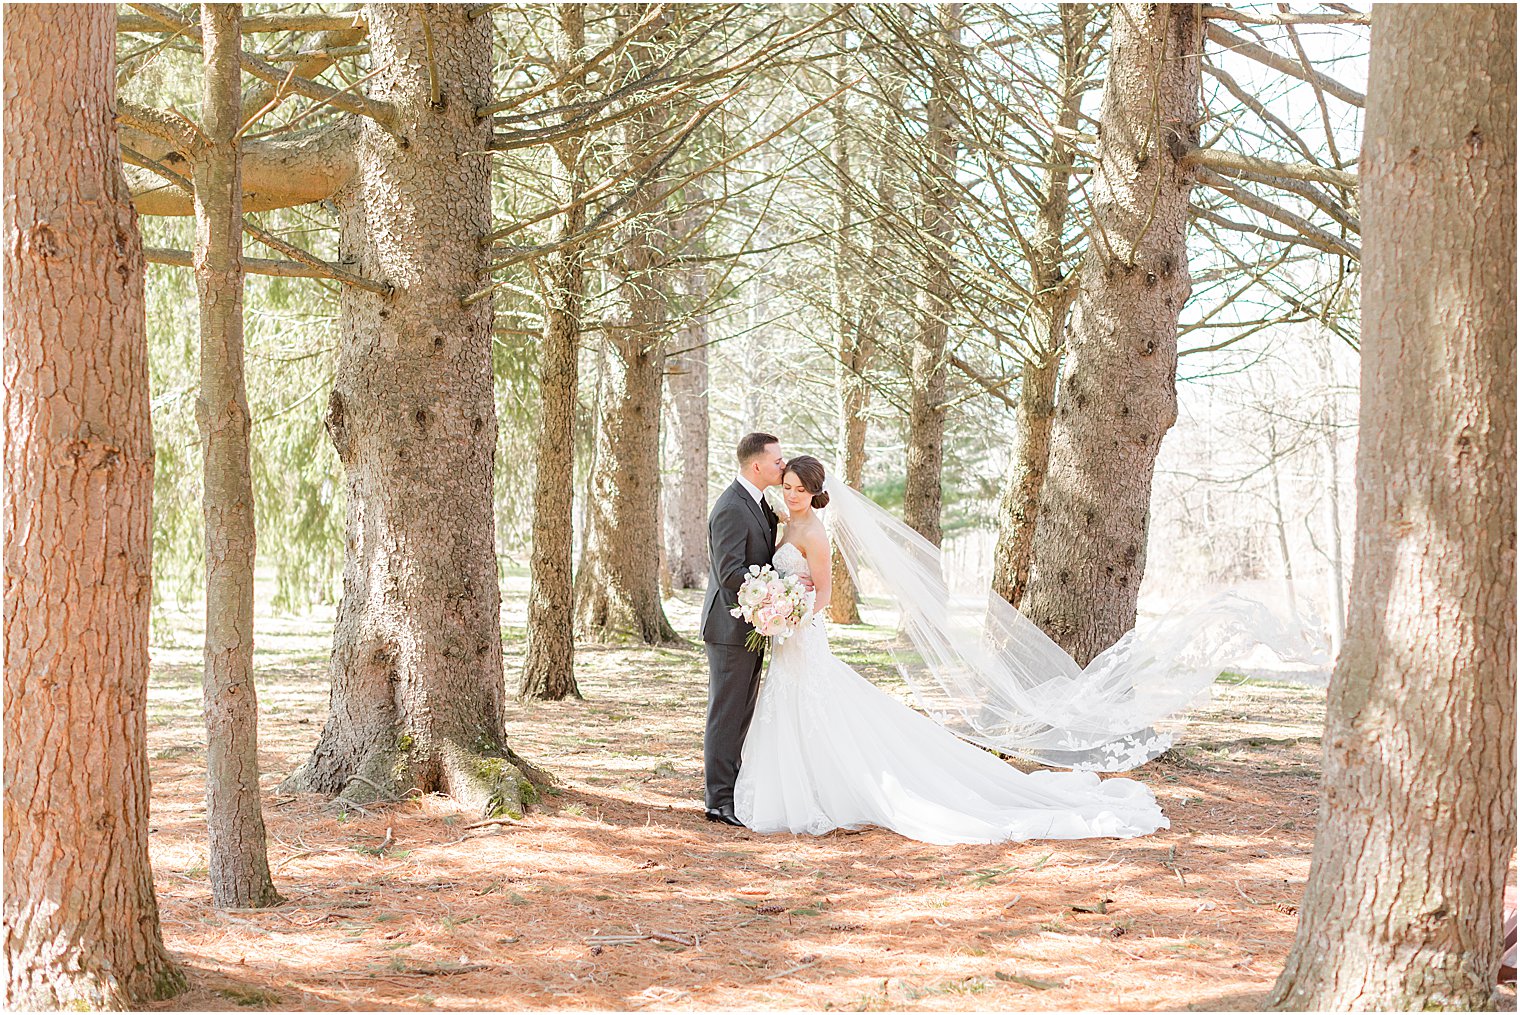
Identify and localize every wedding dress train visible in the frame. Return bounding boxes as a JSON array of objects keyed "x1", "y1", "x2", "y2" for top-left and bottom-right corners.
[{"x1": 732, "y1": 543, "x2": 1169, "y2": 844}]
